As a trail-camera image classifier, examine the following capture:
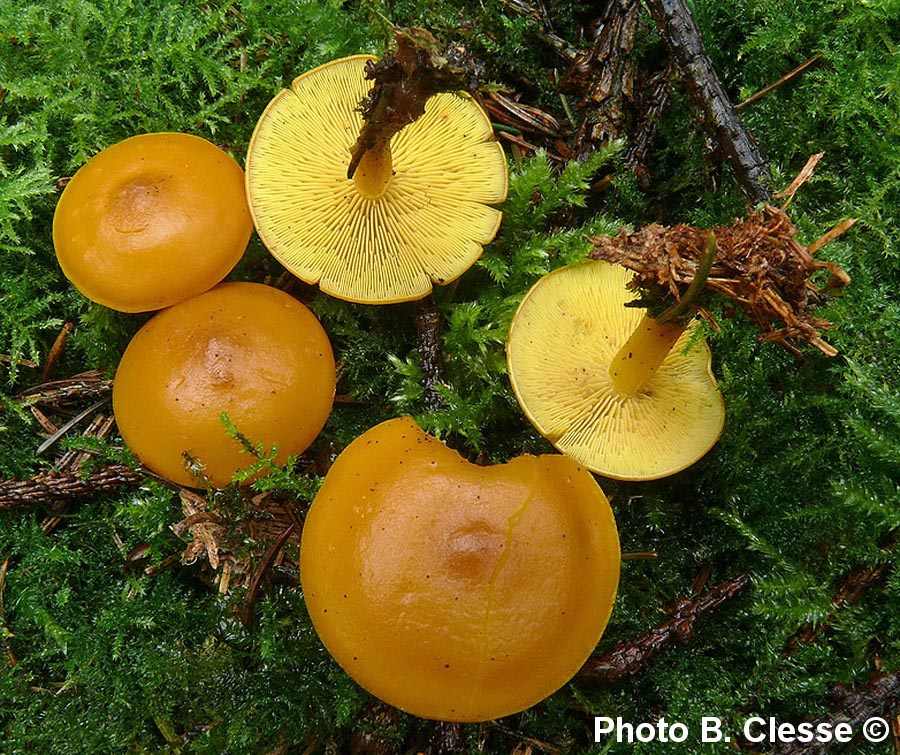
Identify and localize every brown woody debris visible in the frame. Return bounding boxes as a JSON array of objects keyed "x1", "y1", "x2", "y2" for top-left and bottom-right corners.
[
  {"x1": 590, "y1": 206, "x2": 852, "y2": 356},
  {"x1": 579, "y1": 573, "x2": 750, "y2": 685},
  {"x1": 168, "y1": 489, "x2": 306, "y2": 605},
  {"x1": 786, "y1": 530, "x2": 898, "y2": 652},
  {"x1": 771, "y1": 672, "x2": 900, "y2": 755},
  {"x1": 0, "y1": 464, "x2": 142, "y2": 511},
  {"x1": 16, "y1": 368, "x2": 112, "y2": 408}
]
